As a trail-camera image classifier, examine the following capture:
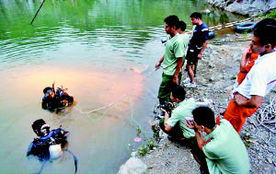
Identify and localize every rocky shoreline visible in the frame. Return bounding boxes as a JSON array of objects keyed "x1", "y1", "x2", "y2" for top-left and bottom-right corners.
[
  {"x1": 205, "y1": 0, "x2": 276, "y2": 16},
  {"x1": 118, "y1": 33, "x2": 276, "y2": 174}
]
